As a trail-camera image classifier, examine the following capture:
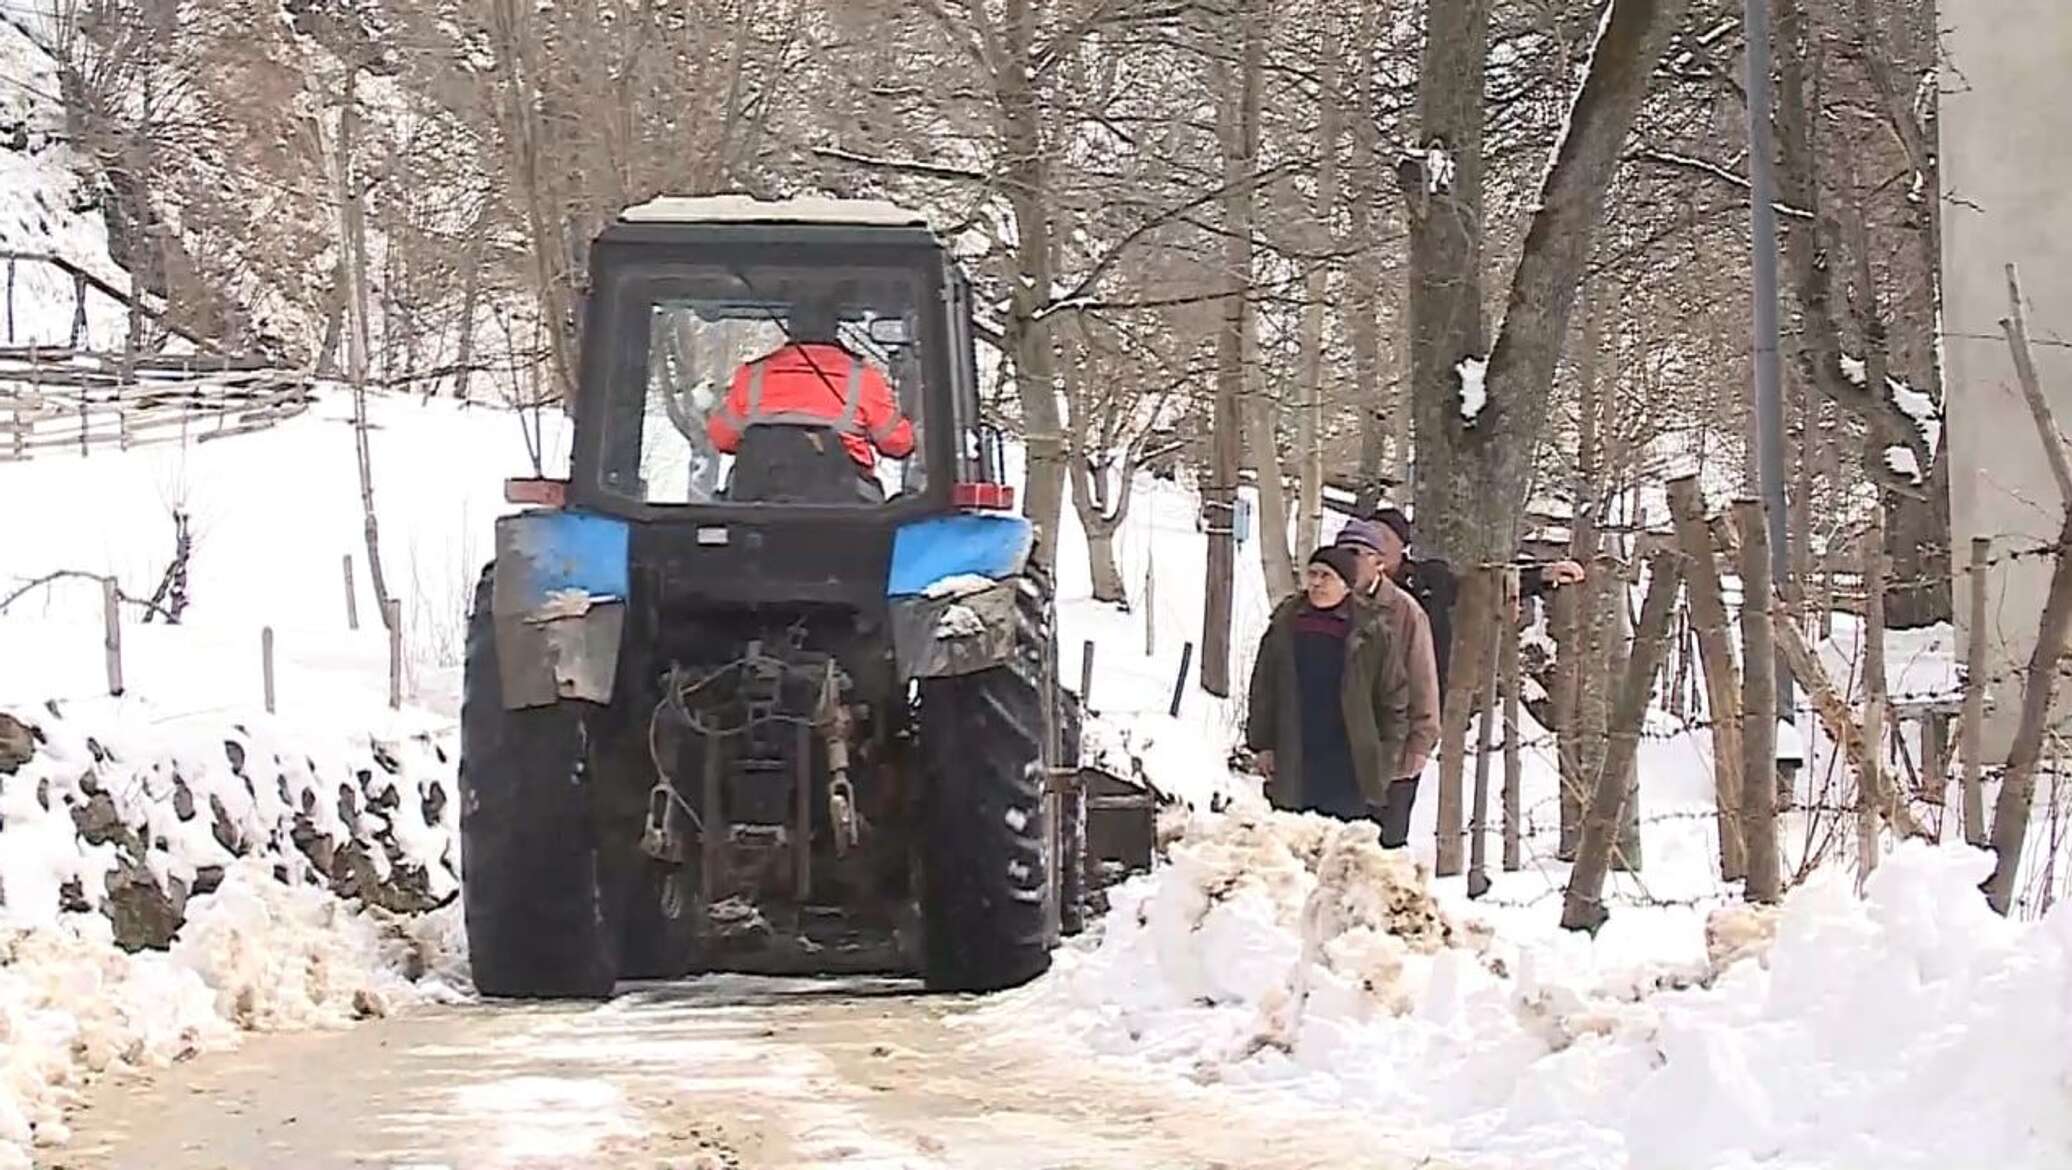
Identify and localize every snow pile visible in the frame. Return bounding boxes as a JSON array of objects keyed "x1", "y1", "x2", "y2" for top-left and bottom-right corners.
[
  {"x1": 0, "y1": 692, "x2": 459, "y2": 946},
  {"x1": 1030, "y1": 821, "x2": 2072, "y2": 1170},
  {"x1": 1456, "y1": 356, "x2": 1489, "y2": 424},
  {"x1": 0, "y1": 858, "x2": 465, "y2": 1168}
]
